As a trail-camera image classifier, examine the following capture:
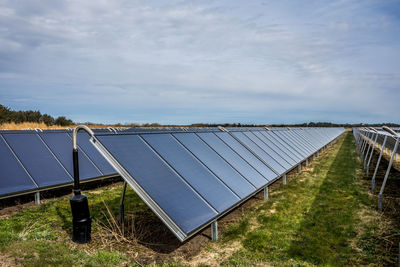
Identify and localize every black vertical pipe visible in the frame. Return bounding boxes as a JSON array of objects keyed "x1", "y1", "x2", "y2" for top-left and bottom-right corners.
[
  {"x1": 72, "y1": 148, "x2": 80, "y2": 195},
  {"x1": 70, "y1": 146, "x2": 91, "y2": 243}
]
